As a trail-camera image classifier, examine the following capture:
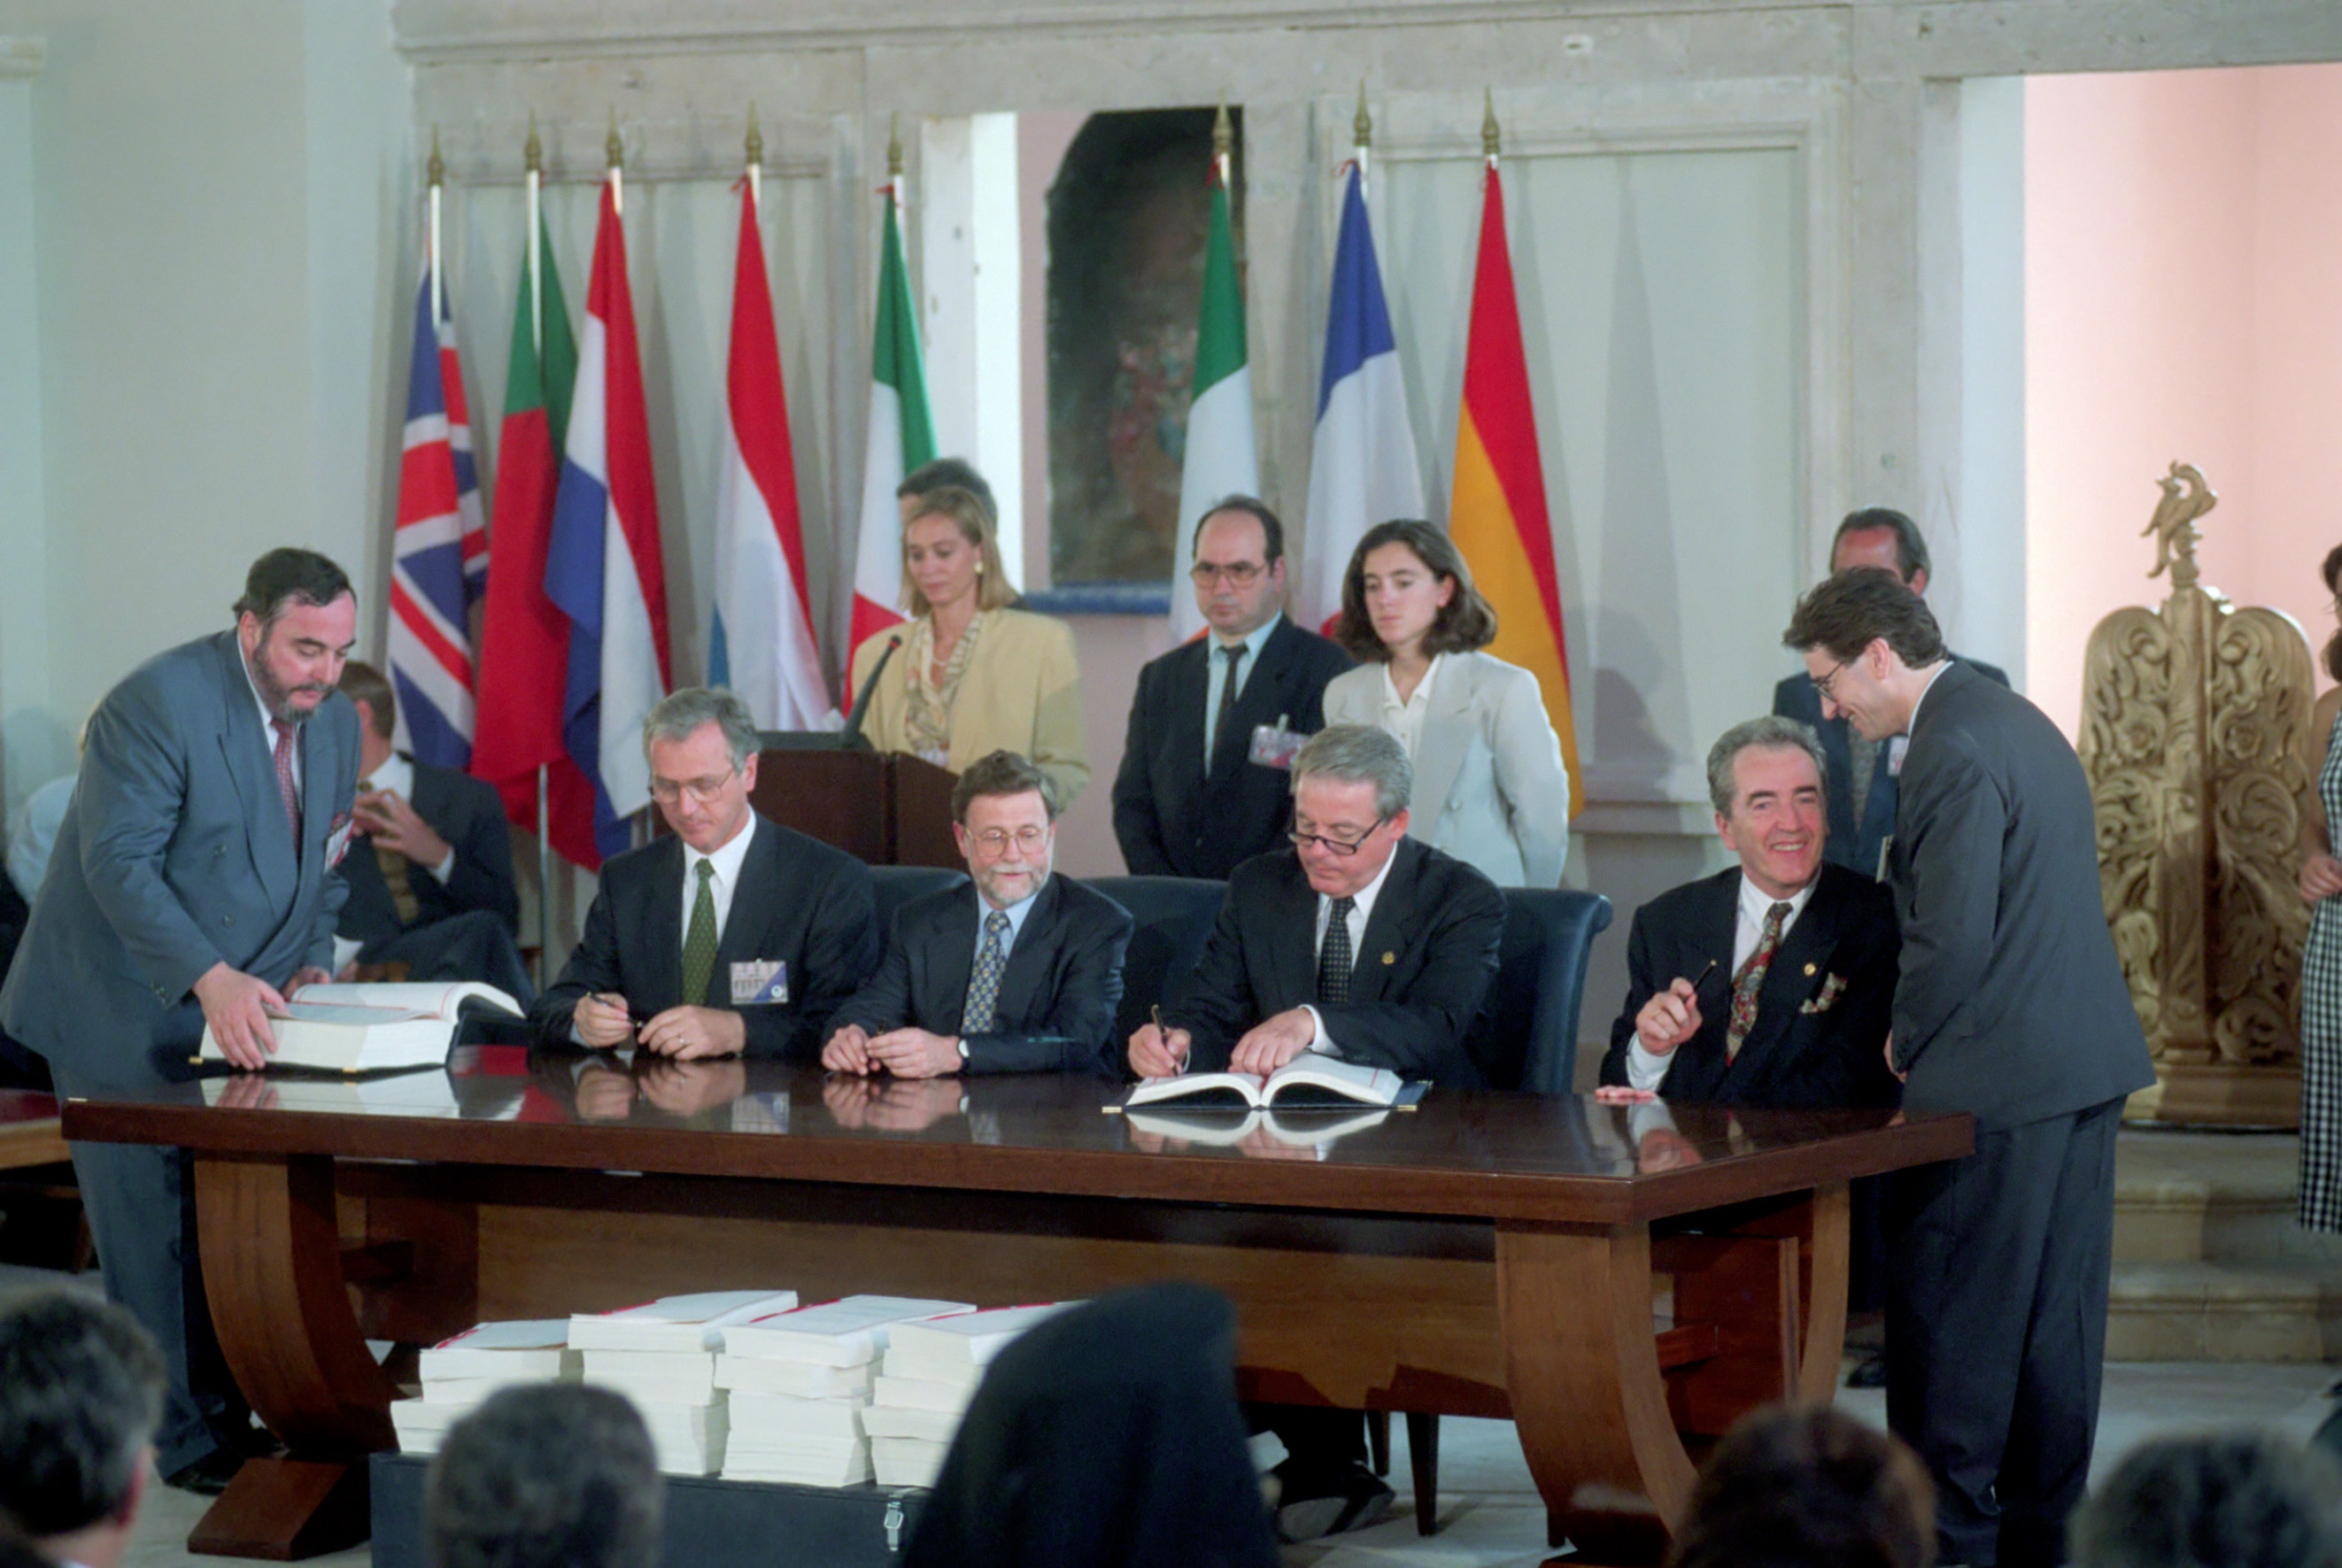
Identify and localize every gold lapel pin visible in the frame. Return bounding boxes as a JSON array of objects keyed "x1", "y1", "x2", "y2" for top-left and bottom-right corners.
[
  {"x1": 1381, "y1": 952, "x2": 1396, "y2": 965},
  {"x1": 1803, "y1": 962, "x2": 1817, "y2": 976}
]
